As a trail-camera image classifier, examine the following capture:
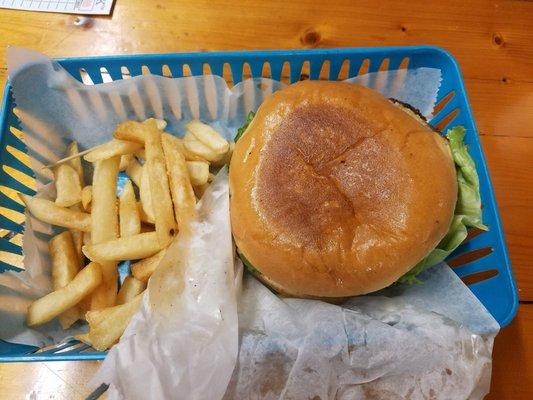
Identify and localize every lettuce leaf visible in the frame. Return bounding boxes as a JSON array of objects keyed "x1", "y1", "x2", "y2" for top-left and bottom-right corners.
[
  {"x1": 398, "y1": 126, "x2": 487, "y2": 284},
  {"x1": 234, "y1": 111, "x2": 255, "y2": 142}
]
